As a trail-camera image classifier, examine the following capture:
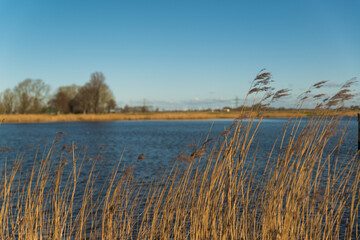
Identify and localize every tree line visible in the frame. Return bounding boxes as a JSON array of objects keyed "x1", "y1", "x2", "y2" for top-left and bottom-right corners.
[{"x1": 0, "y1": 72, "x2": 116, "y2": 114}]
